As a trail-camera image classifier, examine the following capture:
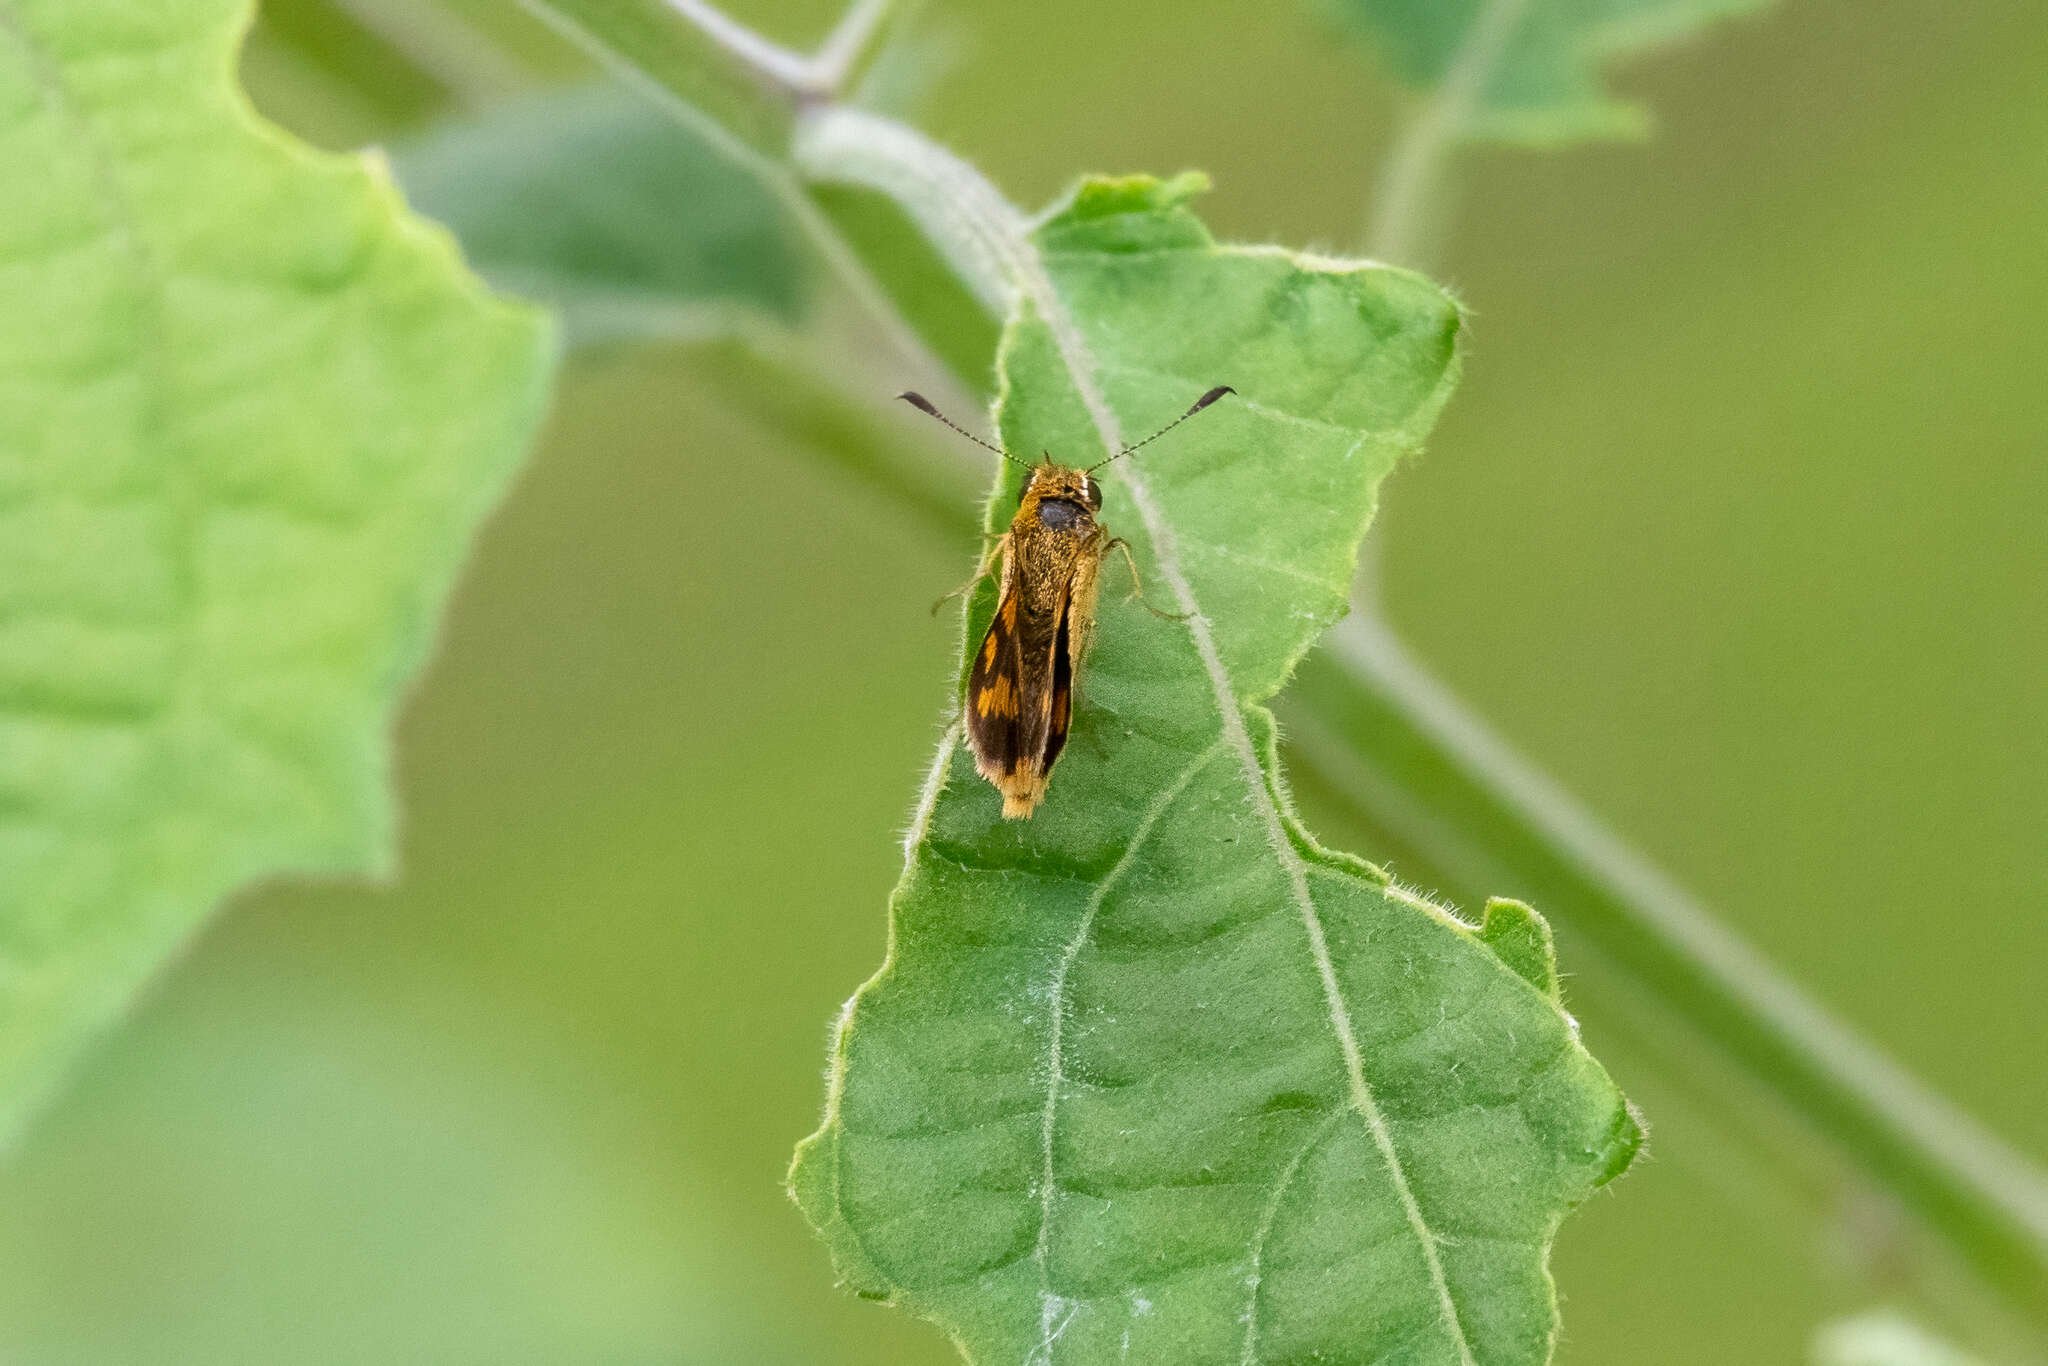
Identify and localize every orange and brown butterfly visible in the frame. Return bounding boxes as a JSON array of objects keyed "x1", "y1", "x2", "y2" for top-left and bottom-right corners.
[{"x1": 899, "y1": 386, "x2": 1235, "y2": 818}]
